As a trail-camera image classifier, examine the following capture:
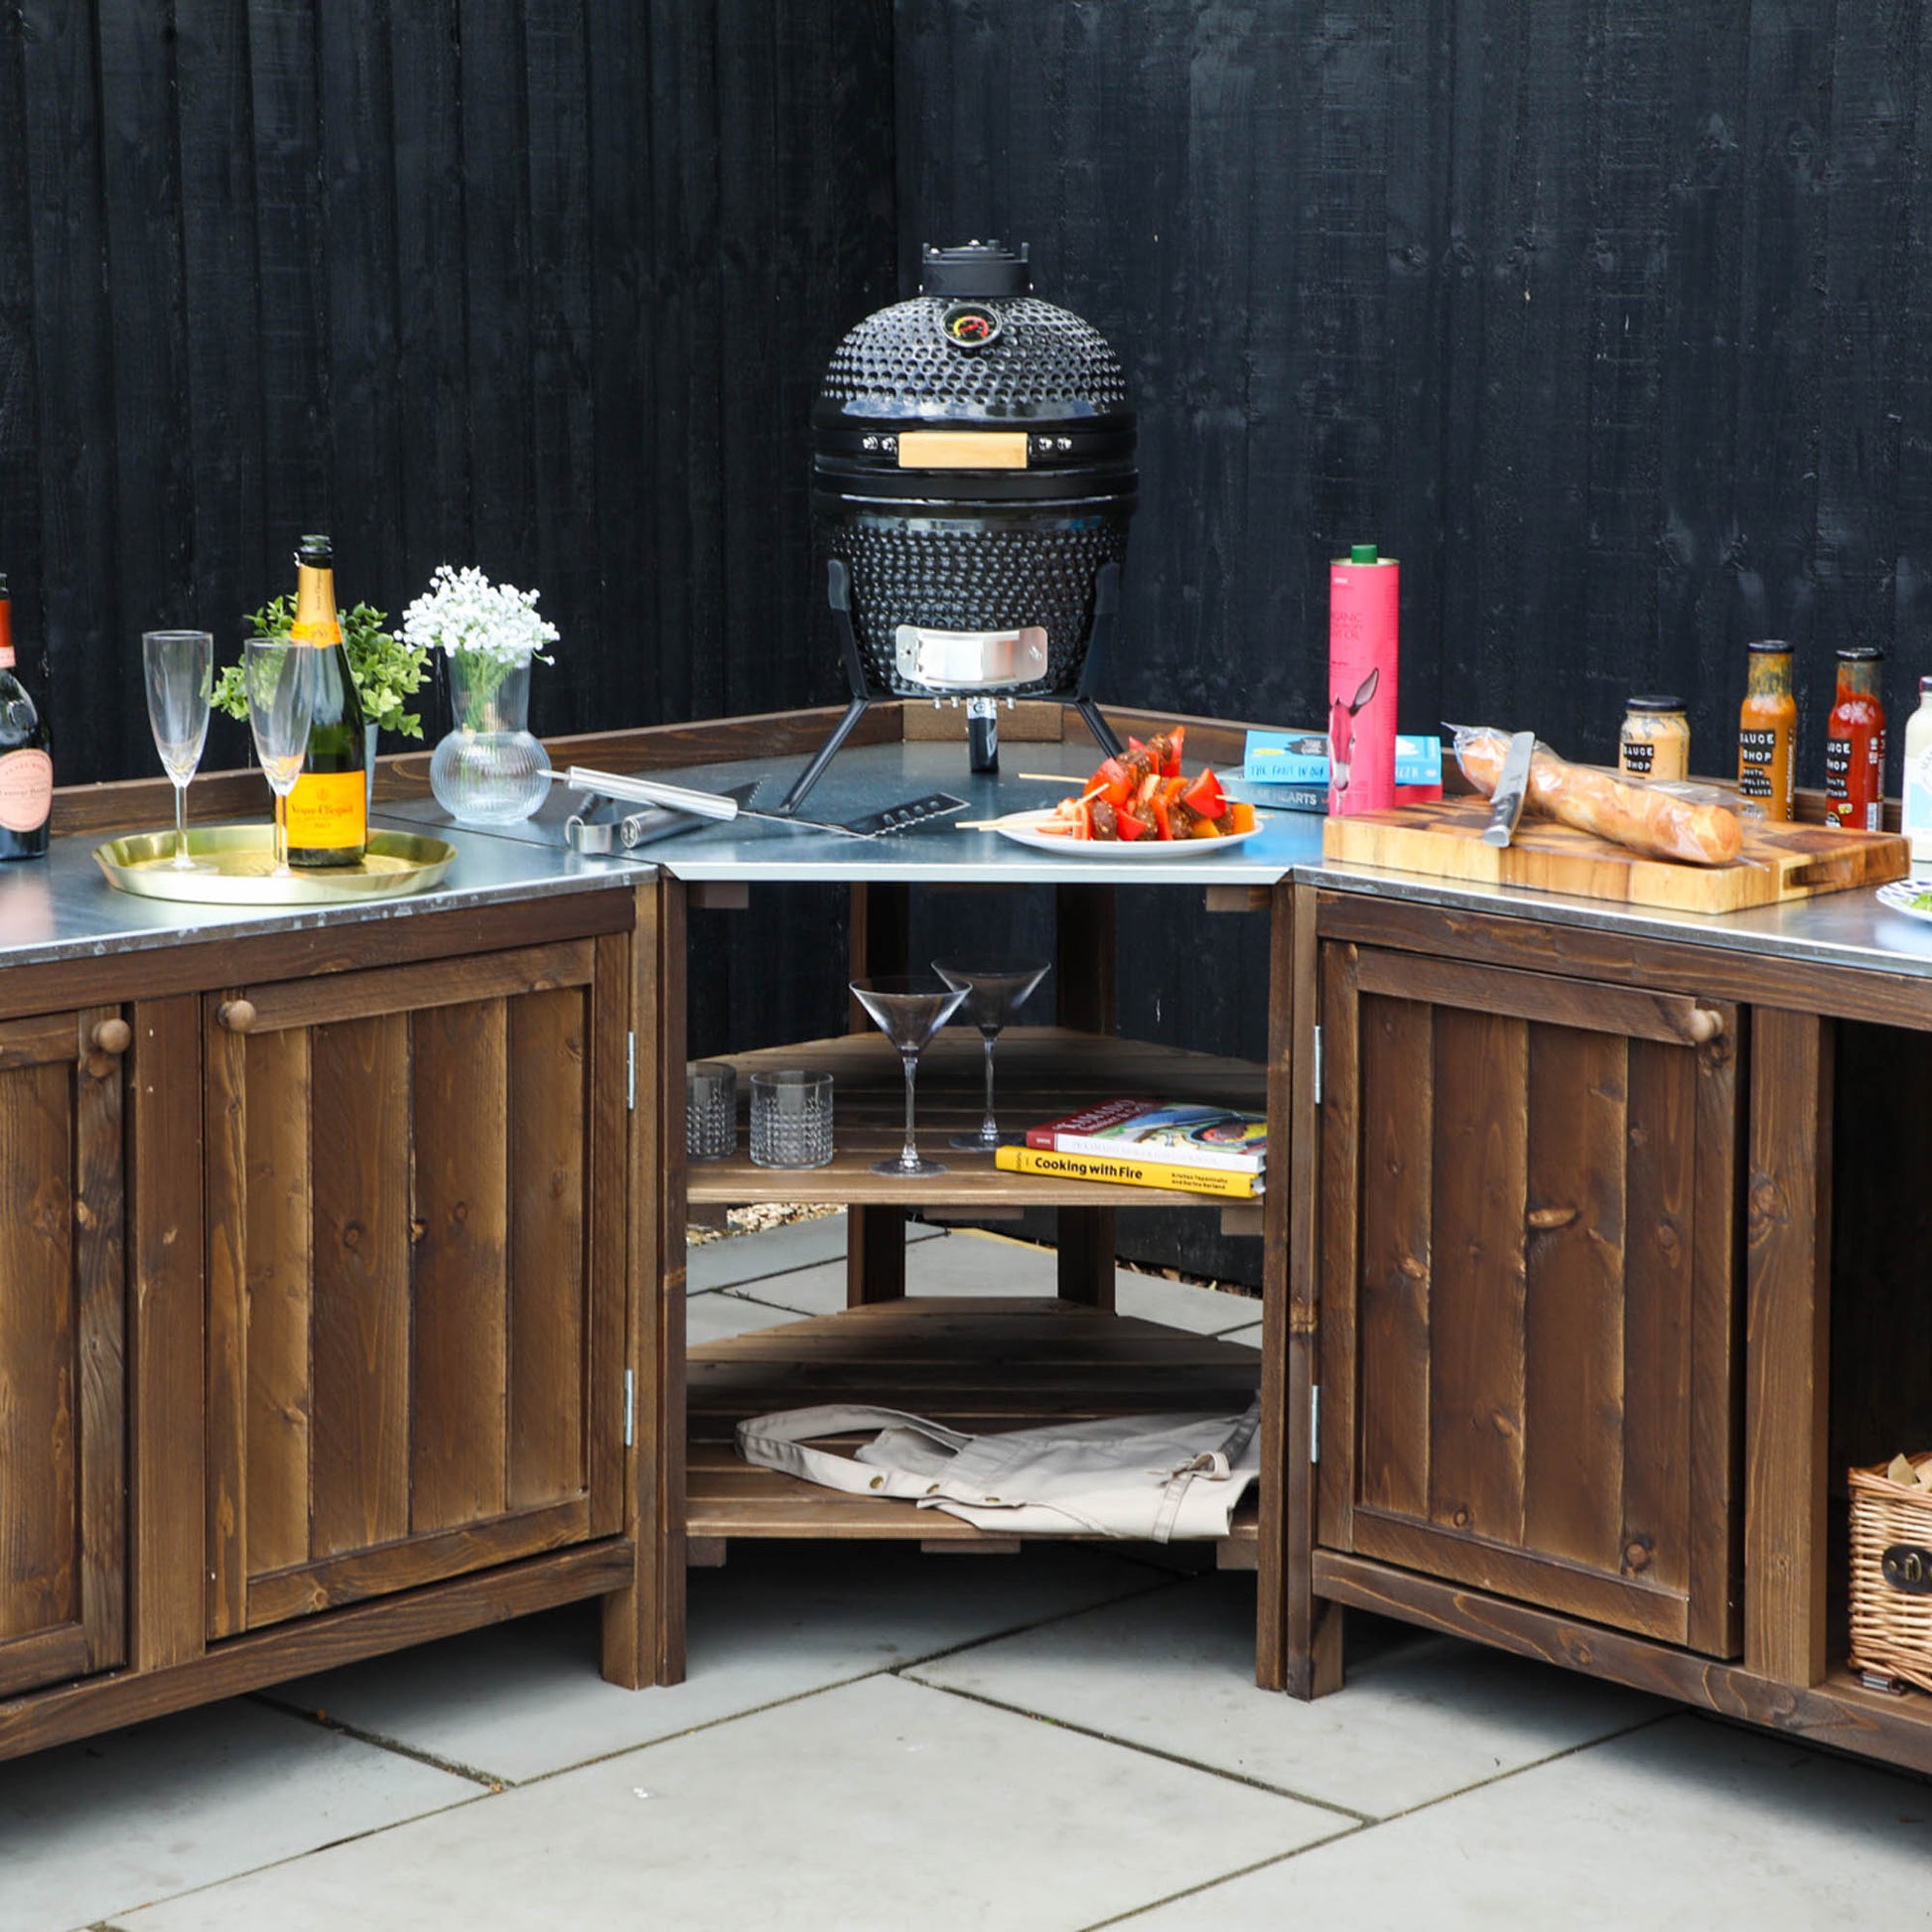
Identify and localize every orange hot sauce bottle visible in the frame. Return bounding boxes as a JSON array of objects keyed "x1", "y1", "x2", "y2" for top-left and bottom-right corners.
[
  {"x1": 1824, "y1": 645, "x2": 1886, "y2": 832},
  {"x1": 1737, "y1": 639, "x2": 1797, "y2": 822}
]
